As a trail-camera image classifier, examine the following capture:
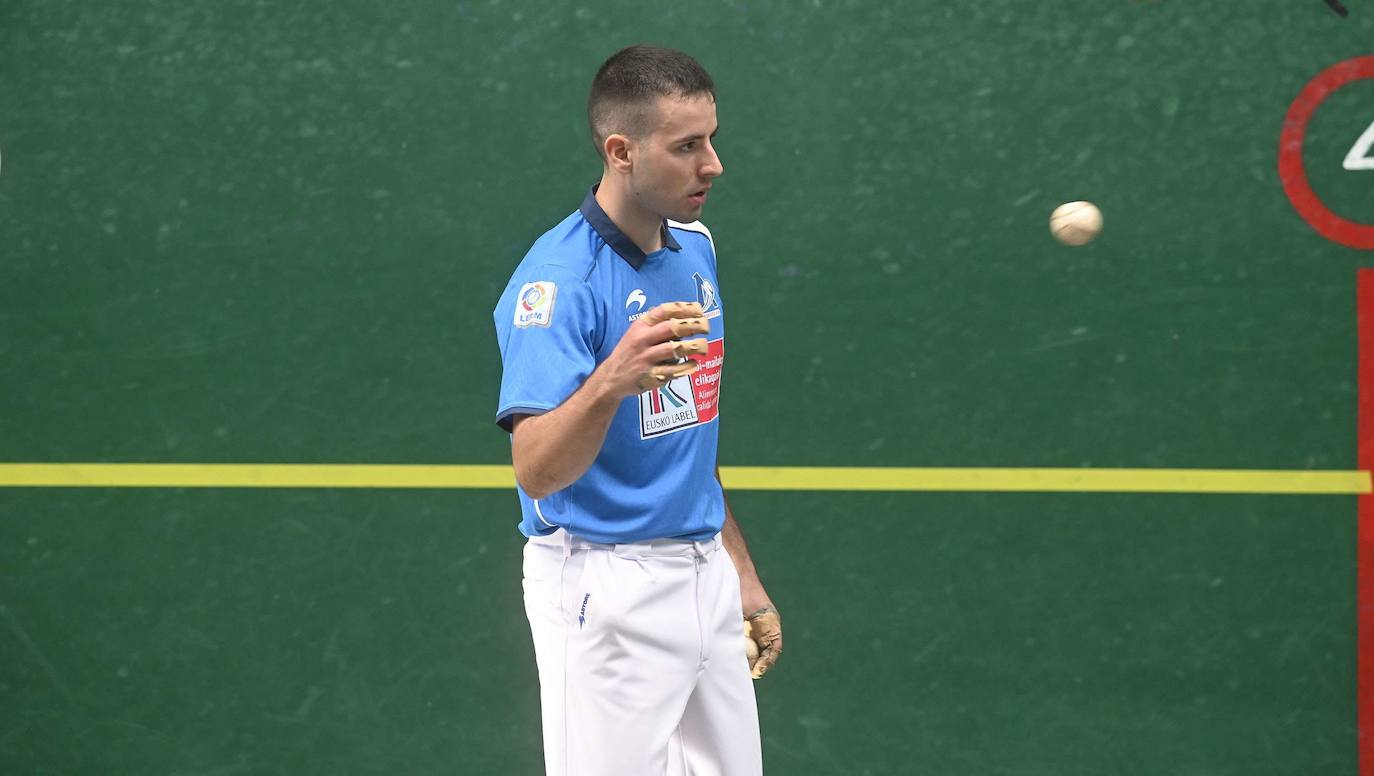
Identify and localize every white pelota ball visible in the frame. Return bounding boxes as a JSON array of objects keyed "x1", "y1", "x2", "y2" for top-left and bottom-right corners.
[{"x1": 1050, "y1": 201, "x2": 1103, "y2": 246}]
